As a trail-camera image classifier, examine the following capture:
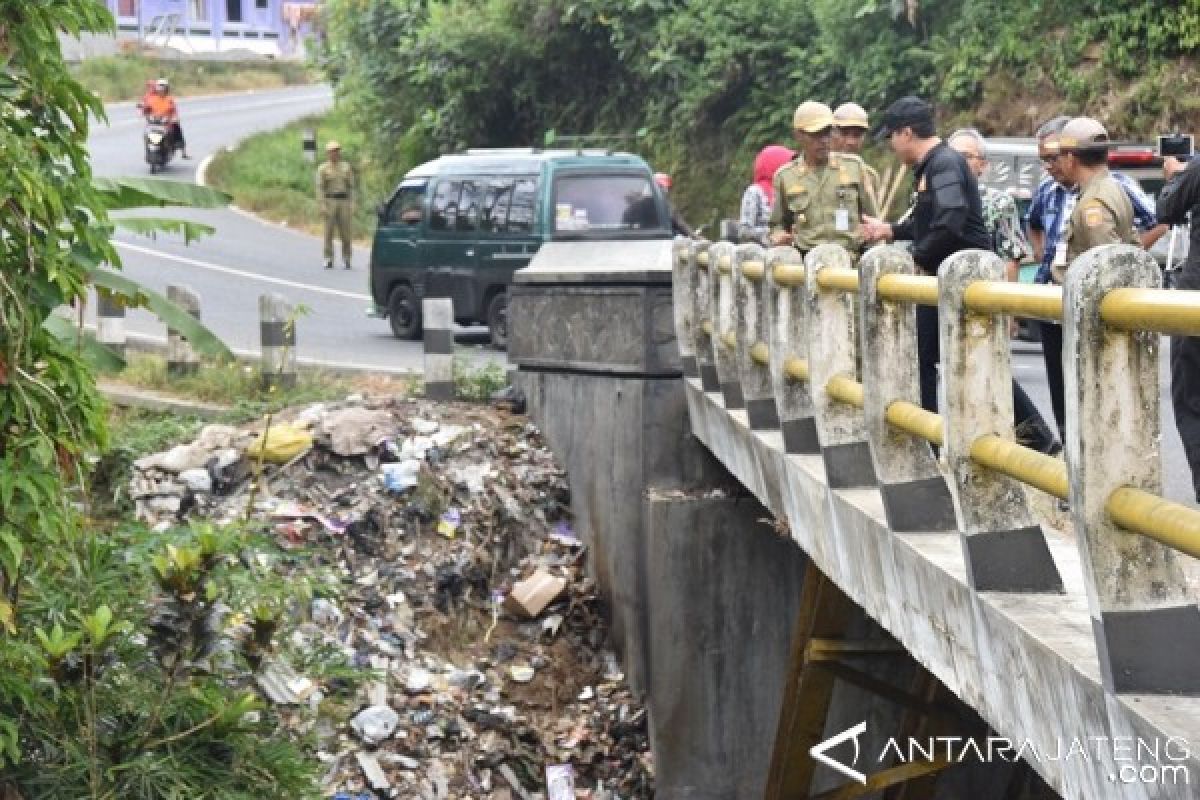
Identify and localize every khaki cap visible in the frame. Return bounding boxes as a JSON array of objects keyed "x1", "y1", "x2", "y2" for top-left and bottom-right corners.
[
  {"x1": 326, "y1": 140, "x2": 342, "y2": 151},
  {"x1": 1058, "y1": 117, "x2": 1109, "y2": 152},
  {"x1": 833, "y1": 102, "x2": 869, "y2": 129},
  {"x1": 793, "y1": 101, "x2": 835, "y2": 134}
]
